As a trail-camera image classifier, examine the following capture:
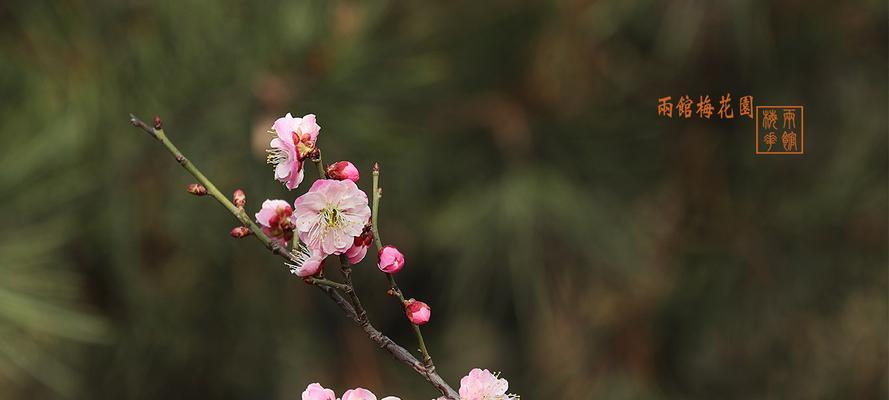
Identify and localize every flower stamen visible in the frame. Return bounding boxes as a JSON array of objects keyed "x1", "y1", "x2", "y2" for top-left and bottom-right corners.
[
  {"x1": 266, "y1": 147, "x2": 288, "y2": 165},
  {"x1": 286, "y1": 243, "x2": 313, "y2": 275}
]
